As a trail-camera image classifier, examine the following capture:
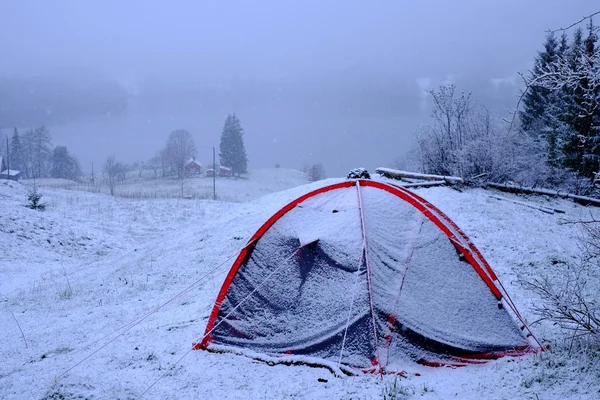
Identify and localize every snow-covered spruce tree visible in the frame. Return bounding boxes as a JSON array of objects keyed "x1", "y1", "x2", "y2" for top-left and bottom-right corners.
[
  {"x1": 10, "y1": 128, "x2": 24, "y2": 173},
  {"x1": 520, "y1": 32, "x2": 560, "y2": 134},
  {"x1": 26, "y1": 187, "x2": 45, "y2": 211},
  {"x1": 219, "y1": 114, "x2": 248, "y2": 176},
  {"x1": 522, "y1": 19, "x2": 600, "y2": 178}
]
